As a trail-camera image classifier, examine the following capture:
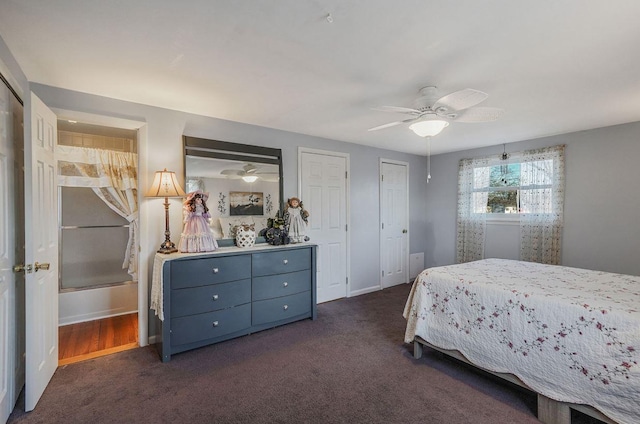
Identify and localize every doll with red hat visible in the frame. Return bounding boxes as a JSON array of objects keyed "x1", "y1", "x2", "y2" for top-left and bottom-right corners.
[{"x1": 178, "y1": 190, "x2": 218, "y2": 253}]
